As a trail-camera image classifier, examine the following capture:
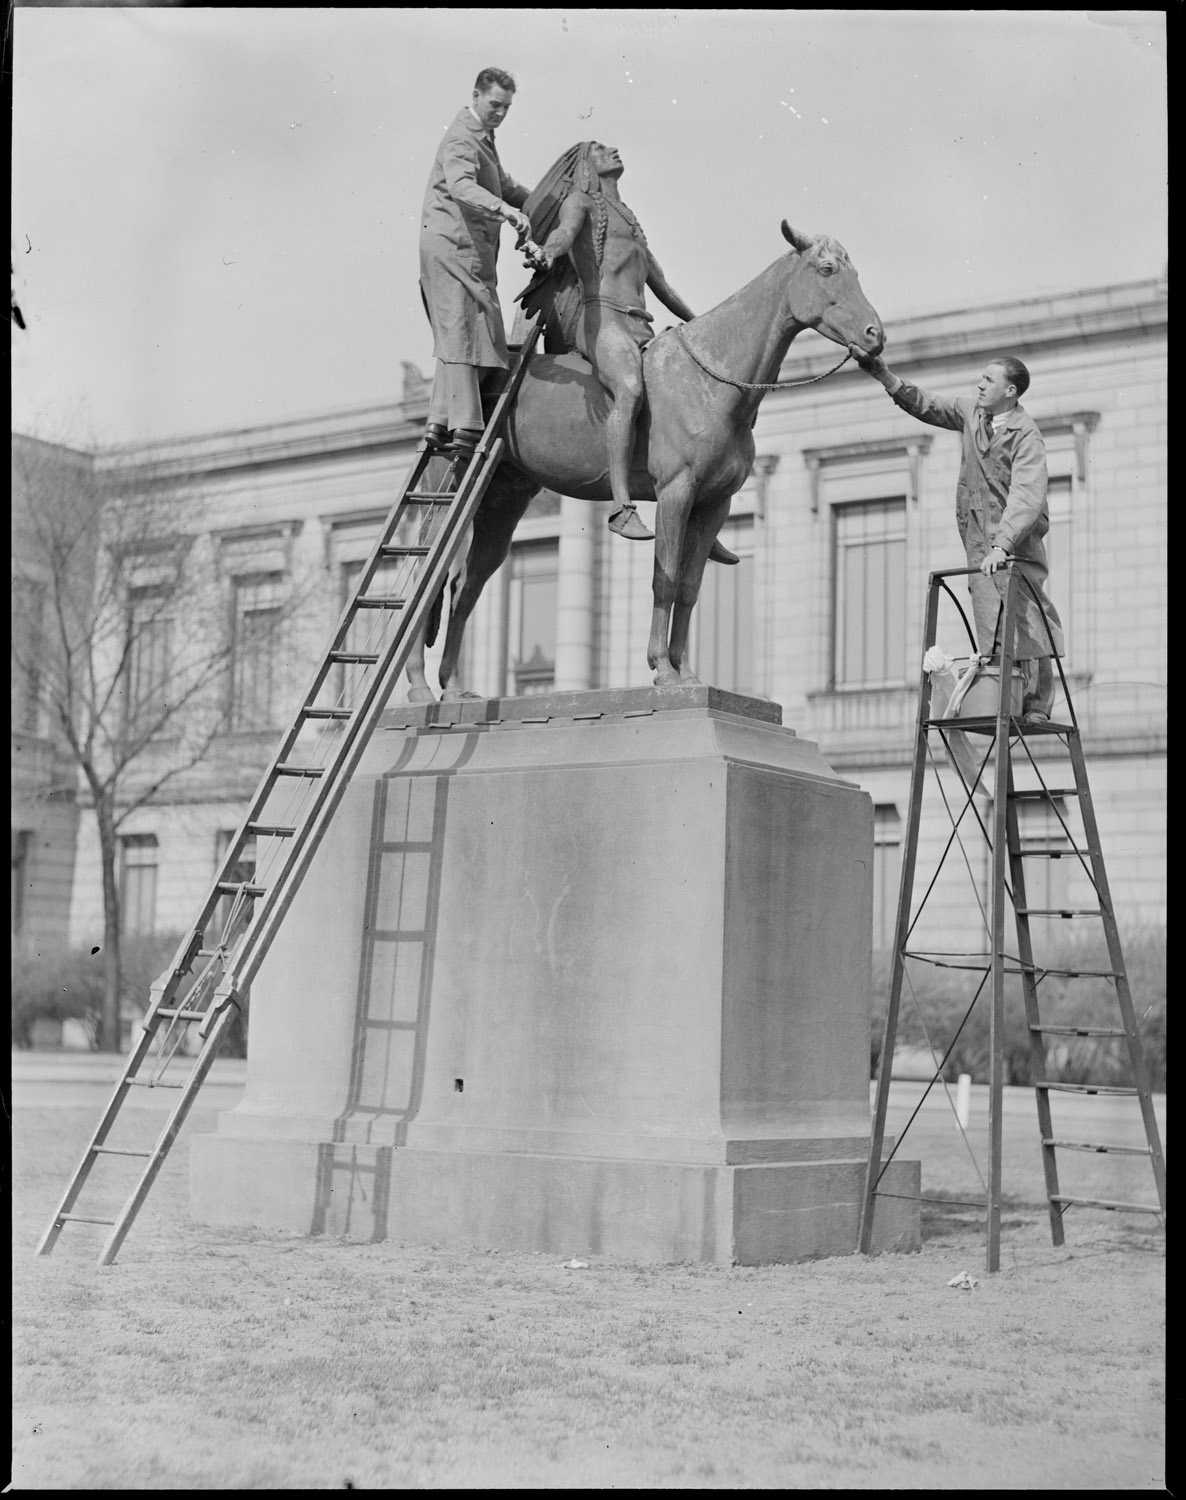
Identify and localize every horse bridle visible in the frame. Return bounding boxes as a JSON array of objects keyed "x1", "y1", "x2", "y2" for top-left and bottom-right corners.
[{"x1": 673, "y1": 324, "x2": 853, "y2": 391}]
